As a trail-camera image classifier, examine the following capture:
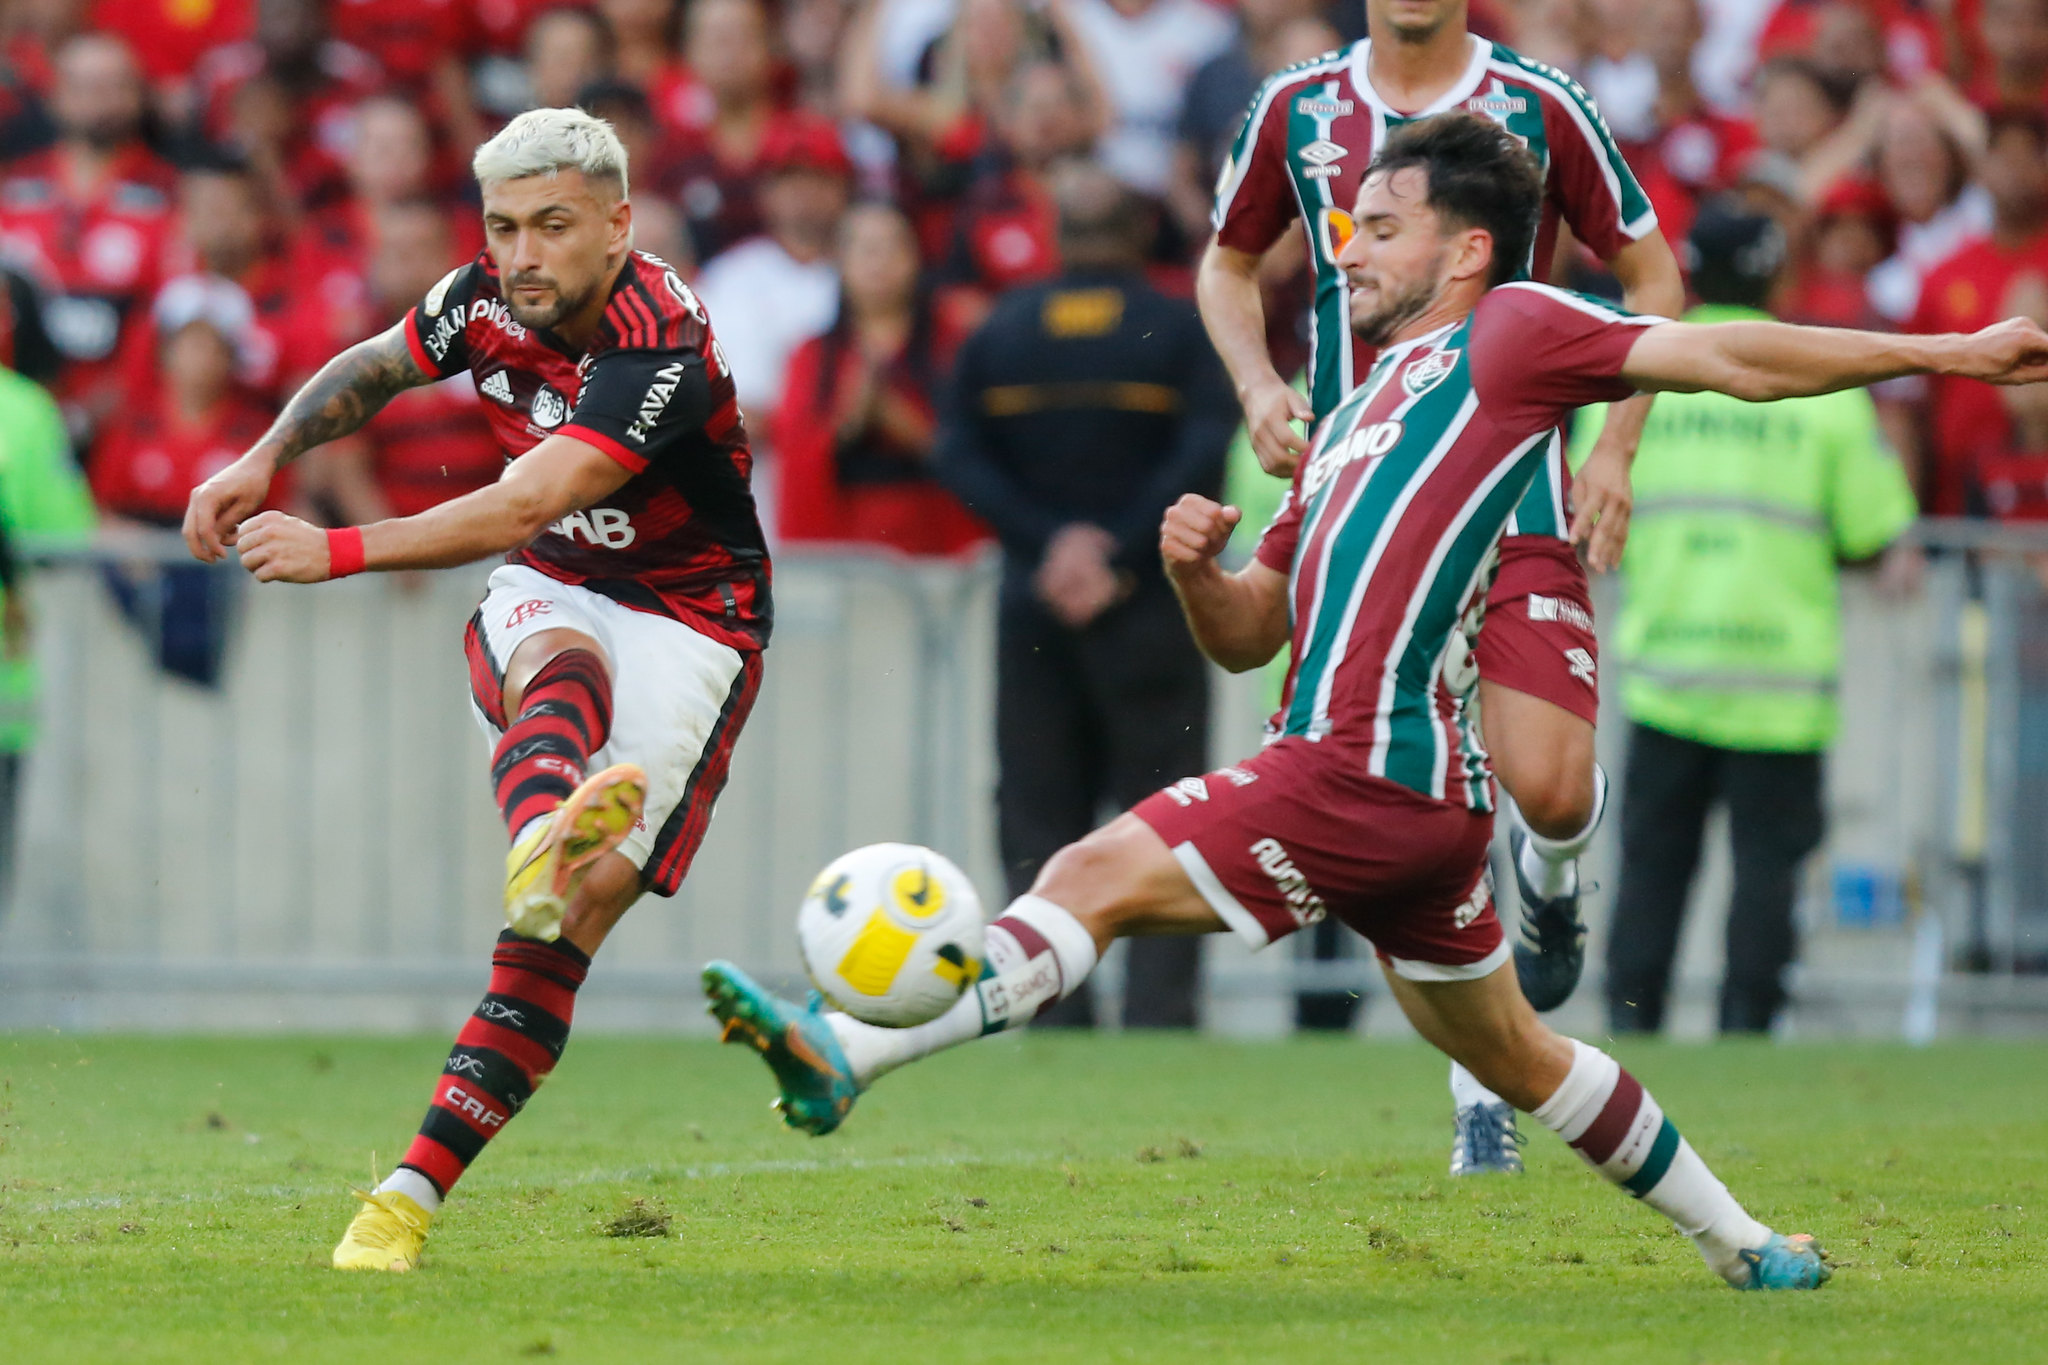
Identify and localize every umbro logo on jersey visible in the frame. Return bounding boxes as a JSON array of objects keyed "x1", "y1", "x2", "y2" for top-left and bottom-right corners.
[
  {"x1": 480, "y1": 371, "x2": 515, "y2": 404},
  {"x1": 1402, "y1": 347, "x2": 1460, "y2": 397},
  {"x1": 1299, "y1": 139, "x2": 1347, "y2": 178}
]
